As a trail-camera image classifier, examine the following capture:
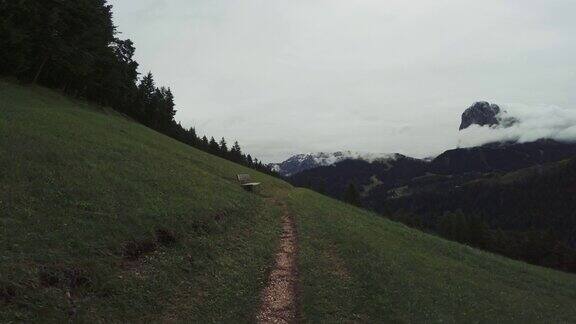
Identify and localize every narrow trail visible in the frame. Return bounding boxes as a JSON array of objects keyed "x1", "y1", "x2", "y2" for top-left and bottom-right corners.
[{"x1": 256, "y1": 199, "x2": 299, "y2": 324}]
